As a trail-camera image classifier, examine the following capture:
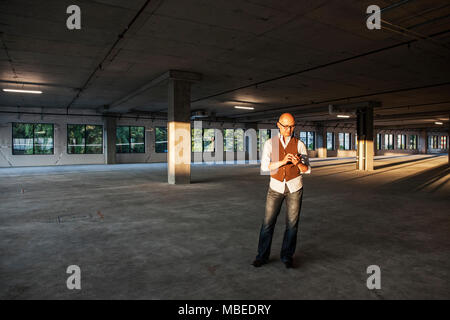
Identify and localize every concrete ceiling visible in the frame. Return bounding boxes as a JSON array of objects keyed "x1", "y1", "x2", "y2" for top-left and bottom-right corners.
[{"x1": 0, "y1": 0, "x2": 449, "y2": 128}]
